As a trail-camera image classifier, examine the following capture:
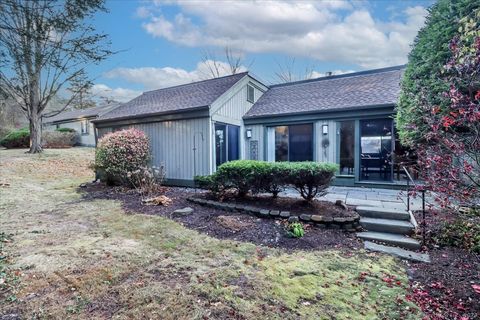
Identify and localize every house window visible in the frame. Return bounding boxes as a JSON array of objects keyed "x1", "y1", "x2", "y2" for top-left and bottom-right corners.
[
  {"x1": 81, "y1": 120, "x2": 90, "y2": 135},
  {"x1": 215, "y1": 123, "x2": 240, "y2": 167},
  {"x1": 247, "y1": 84, "x2": 255, "y2": 103},
  {"x1": 273, "y1": 124, "x2": 313, "y2": 162}
]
